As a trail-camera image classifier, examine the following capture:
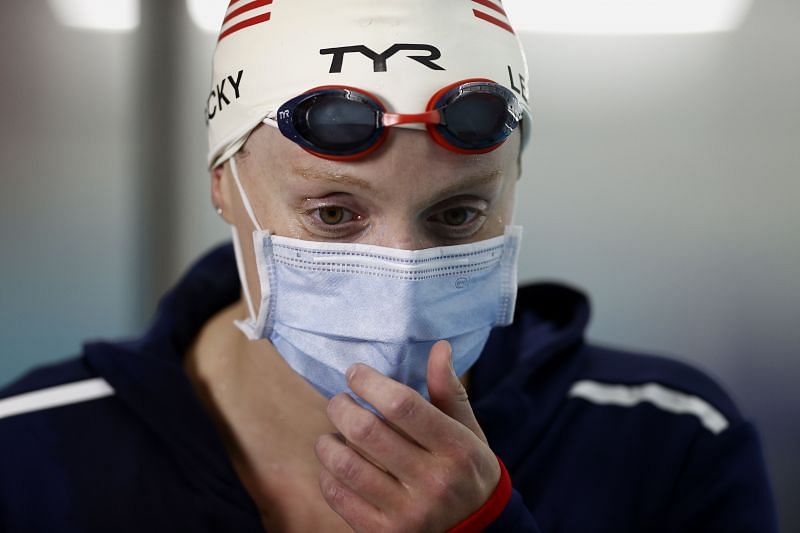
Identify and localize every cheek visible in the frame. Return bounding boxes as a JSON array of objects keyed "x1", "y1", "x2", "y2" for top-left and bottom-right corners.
[
  {"x1": 488, "y1": 180, "x2": 517, "y2": 229},
  {"x1": 281, "y1": 215, "x2": 315, "y2": 239},
  {"x1": 248, "y1": 191, "x2": 318, "y2": 240},
  {"x1": 232, "y1": 163, "x2": 293, "y2": 234},
  {"x1": 254, "y1": 198, "x2": 304, "y2": 236}
]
